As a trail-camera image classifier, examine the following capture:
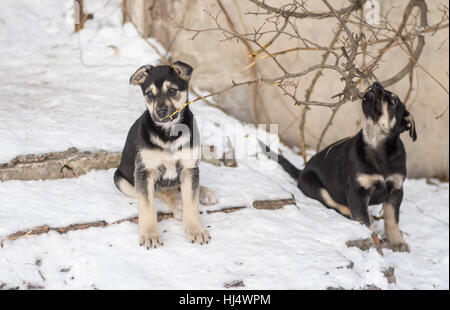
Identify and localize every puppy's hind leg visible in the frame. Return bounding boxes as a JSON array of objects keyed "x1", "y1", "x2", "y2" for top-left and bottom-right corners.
[
  {"x1": 156, "y1": 189, "x2": 183, "y2": 221},
  {"x1": 346, "y1": 185, "x2": 371, "y2": 228},
  {"x1": 299, "y1": 171, "x2": 352, "y2": 218},
  {"x1": 319, "y1": 189, "x2": 352, "y2": 219},
  {"x1": 199, "y1": 186, "x2": 218, "y2": 206},
  {"x1": 114, "y1": 169, "x2": 136, "y2": 199}
]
